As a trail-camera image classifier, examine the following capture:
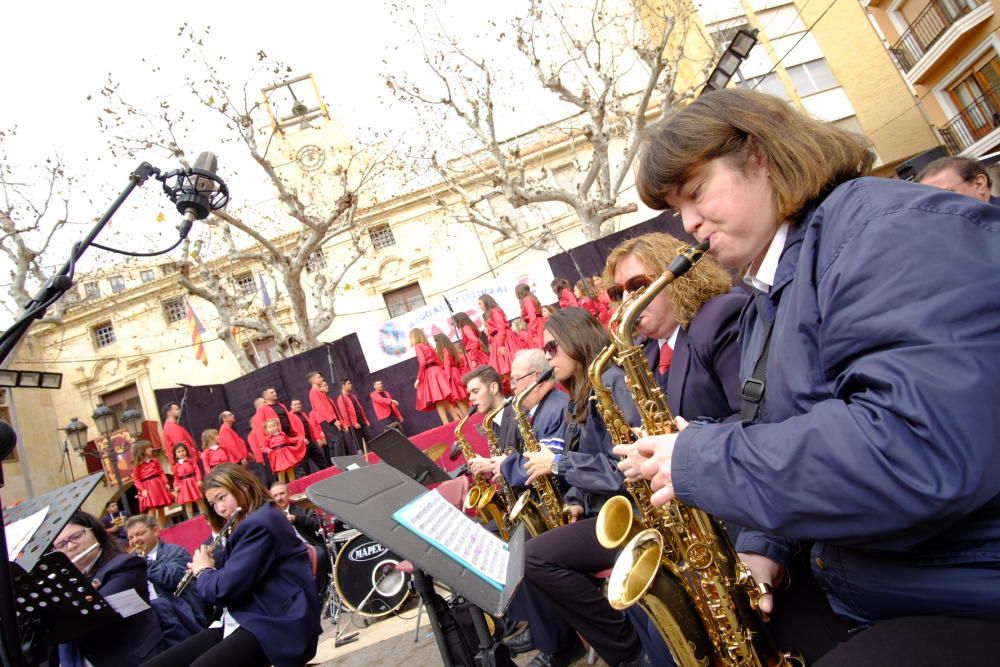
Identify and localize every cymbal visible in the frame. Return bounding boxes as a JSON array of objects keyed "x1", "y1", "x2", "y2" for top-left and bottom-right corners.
[{"x1": 423, "y1": 443, "x2": 448, "y2": 464}]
